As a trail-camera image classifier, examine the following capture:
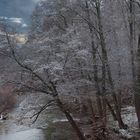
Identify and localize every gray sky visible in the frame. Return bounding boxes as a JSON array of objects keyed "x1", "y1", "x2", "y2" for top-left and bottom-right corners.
[{"x1": 0, "y1": 0, "x2": 40, "y2": 31}]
